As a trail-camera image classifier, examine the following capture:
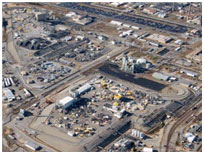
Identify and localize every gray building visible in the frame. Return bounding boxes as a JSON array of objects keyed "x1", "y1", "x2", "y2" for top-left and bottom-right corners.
[
  {"x1": 152, "y1": 72, "x2": 170, "y2": 81},
  {"x1": 180, "y1": 69, "x2": 198, "y2": 77},
  {"x1": 25, "y1": 141, "x2": 41, "y2": 151}
]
